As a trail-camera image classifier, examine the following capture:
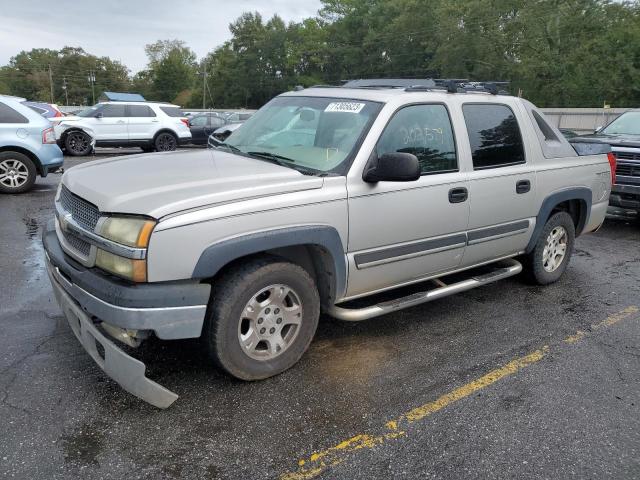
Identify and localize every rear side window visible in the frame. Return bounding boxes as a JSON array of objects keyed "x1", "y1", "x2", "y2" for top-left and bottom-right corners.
[
  {"x1": 101, "y1": 104, "x2": 126, "y2": 117},
  {"x1": 160, "y1": 106, "x2": 184, "y2": 117},
  {"x1": 463, "y1": 104, "x2": 525, "y2": 169},
  {"x1": 128, "y1": 105, "x2": 156, "y2": 117},
  {"x1": 190, "y1": 116, "x2": 208, "y2": 127},
  {"x1": 0, "y1": 102, "x2": 29, "y2": 123},
  {"x1": 377, "y1": 104, "x2": 457, "y2": 175},
  {"x1": 211, "y1": 116, "x2": 226, "y2": 128}
]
